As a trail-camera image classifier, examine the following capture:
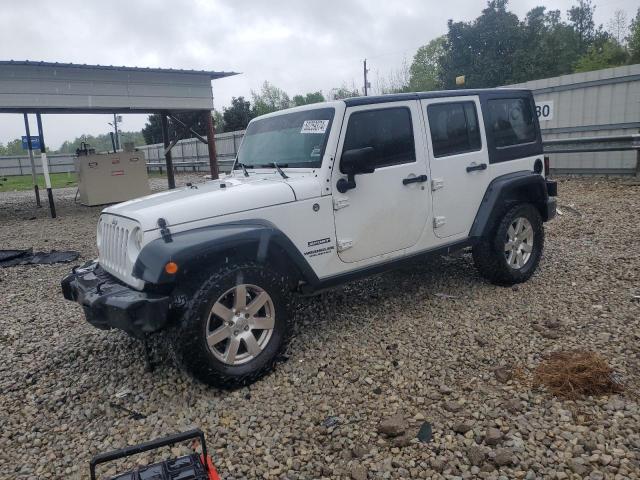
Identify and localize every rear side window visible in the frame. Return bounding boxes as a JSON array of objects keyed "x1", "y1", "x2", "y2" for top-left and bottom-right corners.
[
  {"x1": 342, "y1": 107, "x2": 416, "y2": 168},
  {"x1": 427, "y1": 102, "x2": 481, "y2": 157},
  {"x1": 487, "y1": 98, "x2": 536, "y2": 148}
]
